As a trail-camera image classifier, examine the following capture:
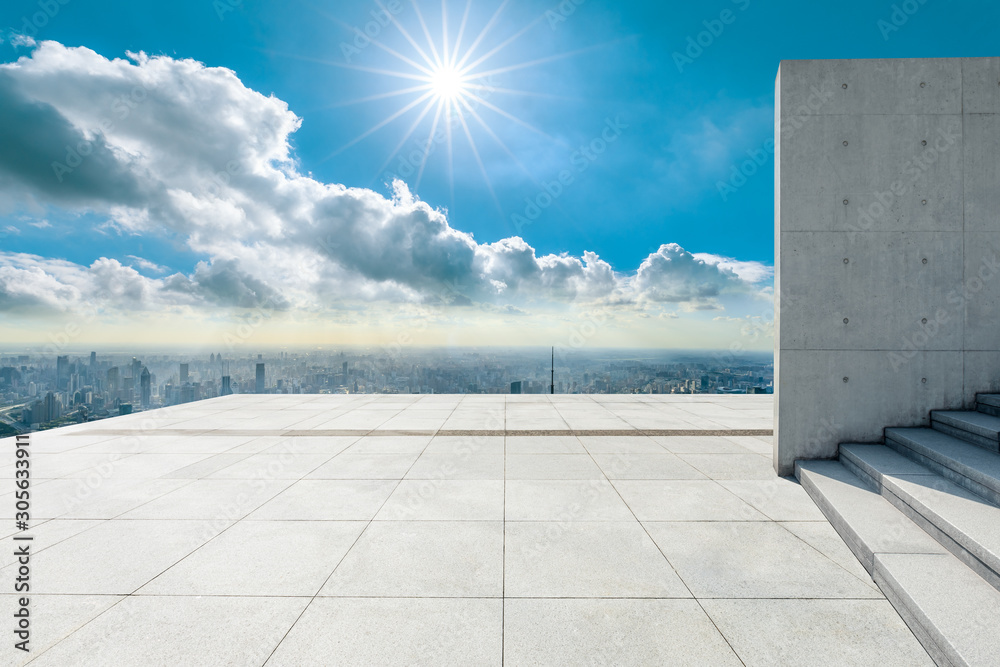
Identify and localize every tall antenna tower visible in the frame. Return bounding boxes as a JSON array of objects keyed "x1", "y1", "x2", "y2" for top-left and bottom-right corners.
[{"x1": 550, "y1": 347, "x2": 555, "y2": 395}]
